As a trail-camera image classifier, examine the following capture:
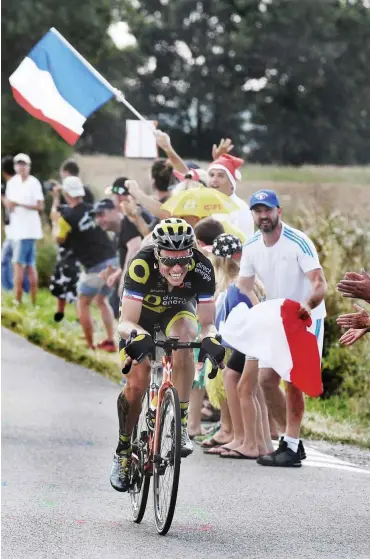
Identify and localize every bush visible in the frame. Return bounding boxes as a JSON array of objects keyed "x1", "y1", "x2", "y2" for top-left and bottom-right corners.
[{"x1": 290, "y1": 209, "x2": 370, "y2": 420}]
